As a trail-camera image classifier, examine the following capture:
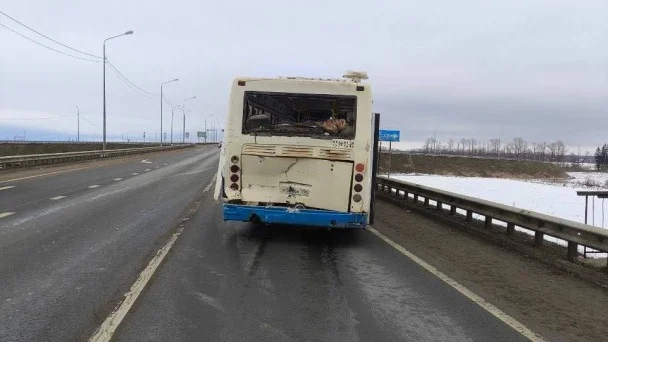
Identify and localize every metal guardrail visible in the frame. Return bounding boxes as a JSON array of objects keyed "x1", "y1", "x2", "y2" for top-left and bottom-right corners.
[
  {"x1": 376, "y1": 176, "x2": 608, "y2": 261},
  {"x1": 0, "y1": 144, "x2": 194, "y2": 169}
]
